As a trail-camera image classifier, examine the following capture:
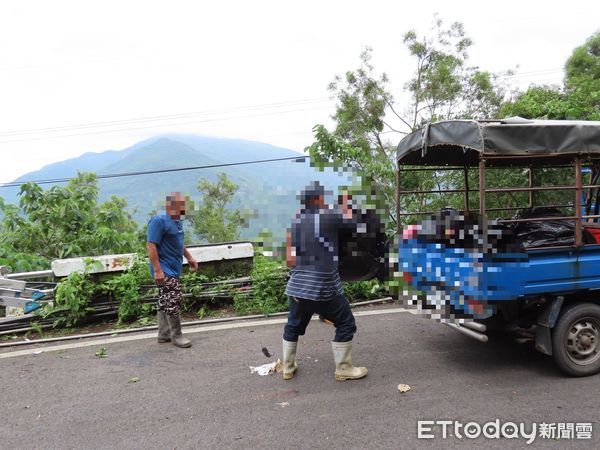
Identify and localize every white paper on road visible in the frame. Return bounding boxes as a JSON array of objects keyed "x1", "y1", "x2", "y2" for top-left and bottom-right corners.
[
  {"x1": 397, "y1": 383, "x2": 411, "y2": 393},
  {"x1": 249, "y1": 359, "x2": 282, "y2": 376}
]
